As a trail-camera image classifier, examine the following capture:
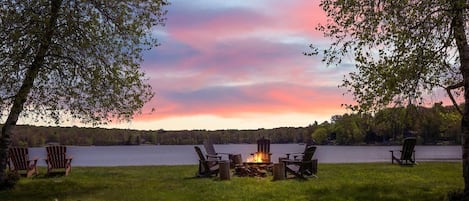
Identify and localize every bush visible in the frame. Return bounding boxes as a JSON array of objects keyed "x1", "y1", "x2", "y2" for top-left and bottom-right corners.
[{"x1": 0, "y1": 172, "x2": 20, "y2": 190}]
